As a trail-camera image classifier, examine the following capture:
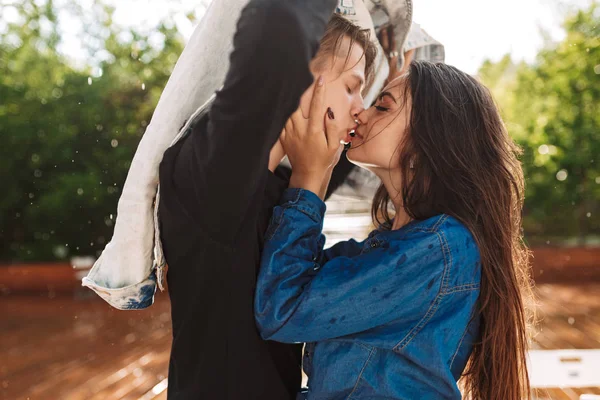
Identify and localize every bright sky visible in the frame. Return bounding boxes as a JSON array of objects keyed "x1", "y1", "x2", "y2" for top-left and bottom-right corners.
[
  {"x1": 104, "y1": 0, "x2": 593, "y2": 74},
  {"x1": 411, "y1": 0, "x2": 593, "y2": 72},
  {"x1": 6, "y1": 0, "x2": 594, "y2": 74}
]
